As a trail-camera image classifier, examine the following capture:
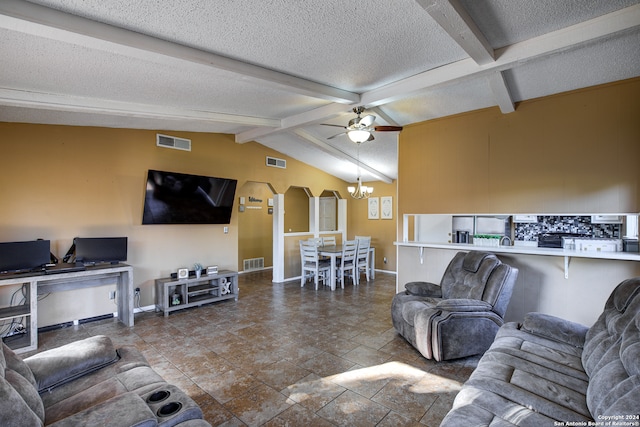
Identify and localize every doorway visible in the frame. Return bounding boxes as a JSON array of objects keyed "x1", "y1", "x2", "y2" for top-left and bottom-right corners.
[{"x1": 237, "y1": 181, "x2": 275, "y2": 272}]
